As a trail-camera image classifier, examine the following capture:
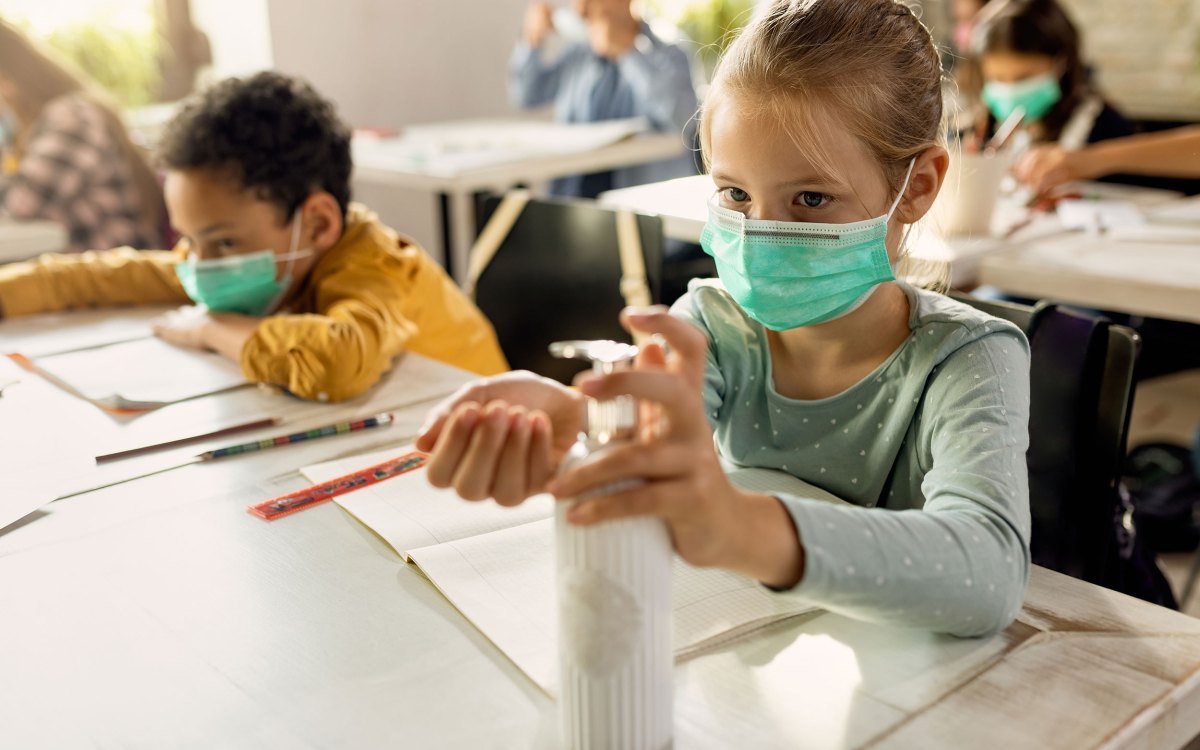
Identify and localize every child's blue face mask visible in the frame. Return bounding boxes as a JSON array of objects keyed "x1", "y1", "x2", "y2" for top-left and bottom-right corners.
[
  {"x1": 700, "y1": 160, "x2": 914, "y2": 331},
  {"x1": 174, "y1": 211, "x2": 310, "y2": 316}
]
